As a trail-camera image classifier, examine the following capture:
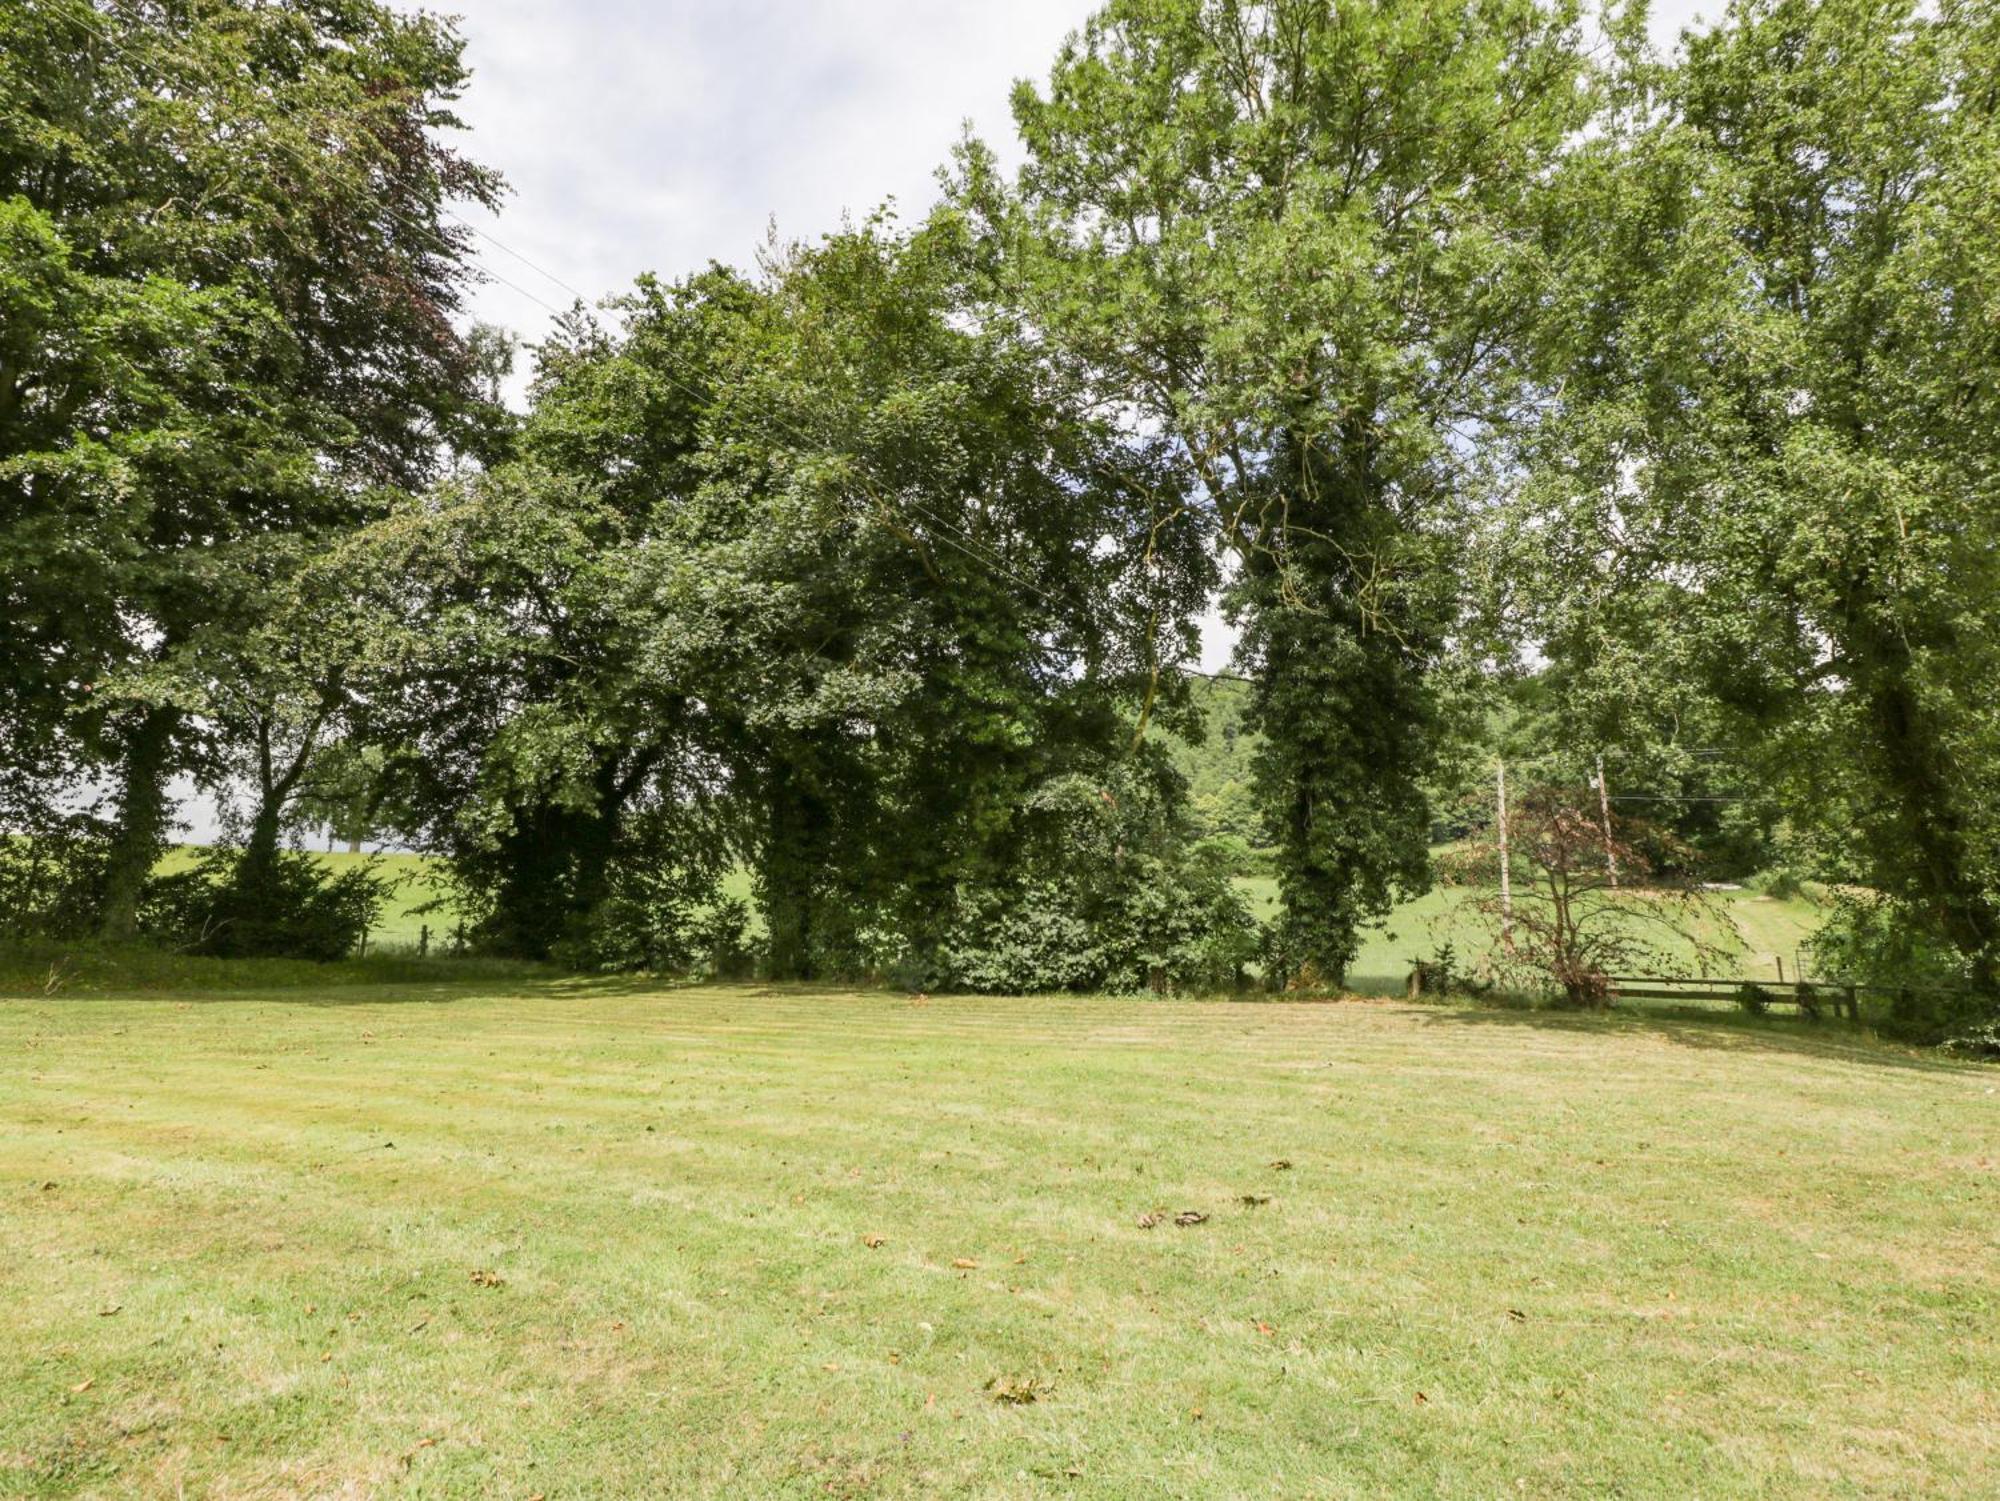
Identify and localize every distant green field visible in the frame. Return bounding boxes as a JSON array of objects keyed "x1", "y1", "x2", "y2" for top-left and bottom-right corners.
[{"x1": 1234, "y1": 876, "x2": 1827, "y2": 995}]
